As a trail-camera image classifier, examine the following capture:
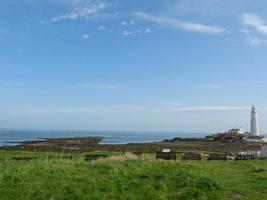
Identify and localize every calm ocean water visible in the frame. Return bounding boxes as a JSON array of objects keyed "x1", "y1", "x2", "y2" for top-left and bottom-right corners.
[{"x1": 0, "y1": 129, "x2": 206, "y2": 146}]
